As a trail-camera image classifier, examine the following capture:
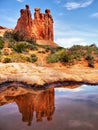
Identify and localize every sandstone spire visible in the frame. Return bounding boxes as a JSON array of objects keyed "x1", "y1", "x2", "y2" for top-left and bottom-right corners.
[
  {"x1": 14, "y1": 5, "x2": 32, "y2": 40},
  {"x1": 14, "y1": 5, "x2": 54, "y2": 41}
]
